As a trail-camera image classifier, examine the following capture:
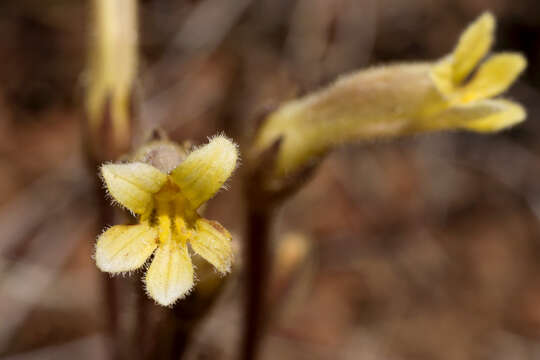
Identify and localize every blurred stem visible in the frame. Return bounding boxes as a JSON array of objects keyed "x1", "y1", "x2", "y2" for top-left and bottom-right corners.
[
  {"x1": 134, "y1": 284, "x2": 149, "y2": 360},
  {"x1": 84, "y1": 157, "x2": 121, "y2": 360},
  {"x1": 242, "y1": 204, "x2": 274, "y2": 360},
  {"x1": 141, "y1": 279, "x2": 227, "y2": 360},
  {"x1": 242, "y1": 132, "x2": 318, "y2": 359},
  {"x1": 144, "y1": 313, "x2": 194, "y2": 360}
]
